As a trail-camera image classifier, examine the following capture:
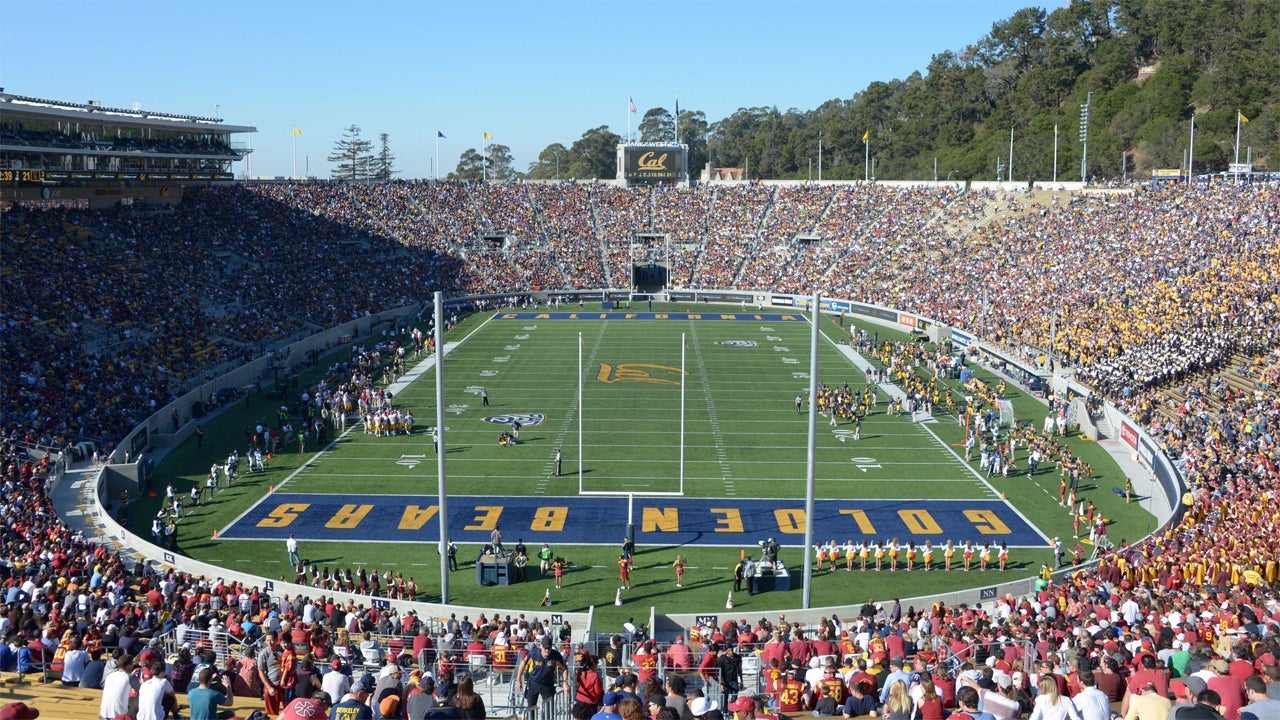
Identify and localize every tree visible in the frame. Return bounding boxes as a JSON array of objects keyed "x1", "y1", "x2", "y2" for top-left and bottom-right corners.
[
  {"x1": 328, "y1": 125, "x2": 374, "y2": 180},
  {"x1": 486, "y1": 143, "x2": 517, "y2": 181},
  {"x1": 569, "y1": 126, "x2": 622, "y2": 179},
  {"x1": 639, "y1": 108, "x2": 675, "y2": 143},
  {"x1": 527, "y1": 143, "x2": 573, "y2": 180},
  {"x1": 372, "y1": 132, "x2": 398, "y2": 180},
  {"x1": 452, "y1": 148, "x2": 487, "y2": 180}
]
